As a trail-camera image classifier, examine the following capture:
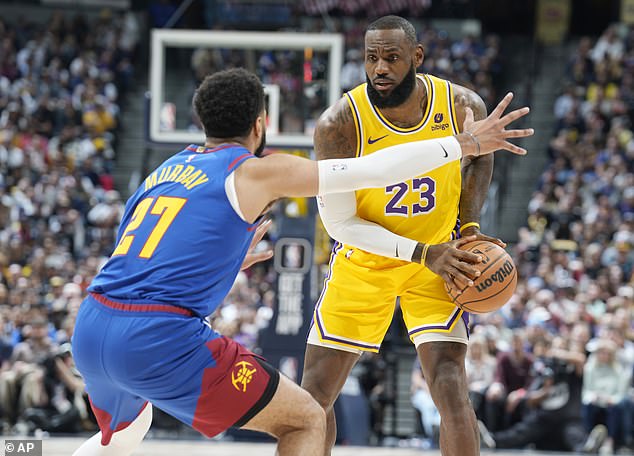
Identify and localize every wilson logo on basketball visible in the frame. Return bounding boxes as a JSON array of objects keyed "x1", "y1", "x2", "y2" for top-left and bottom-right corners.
[
  {"x1": 231, "y1": 361, "x2": 257, "y2": 392},
  {"x1": 475, "y1": 260, "x2": 515, "y2": 292}
]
